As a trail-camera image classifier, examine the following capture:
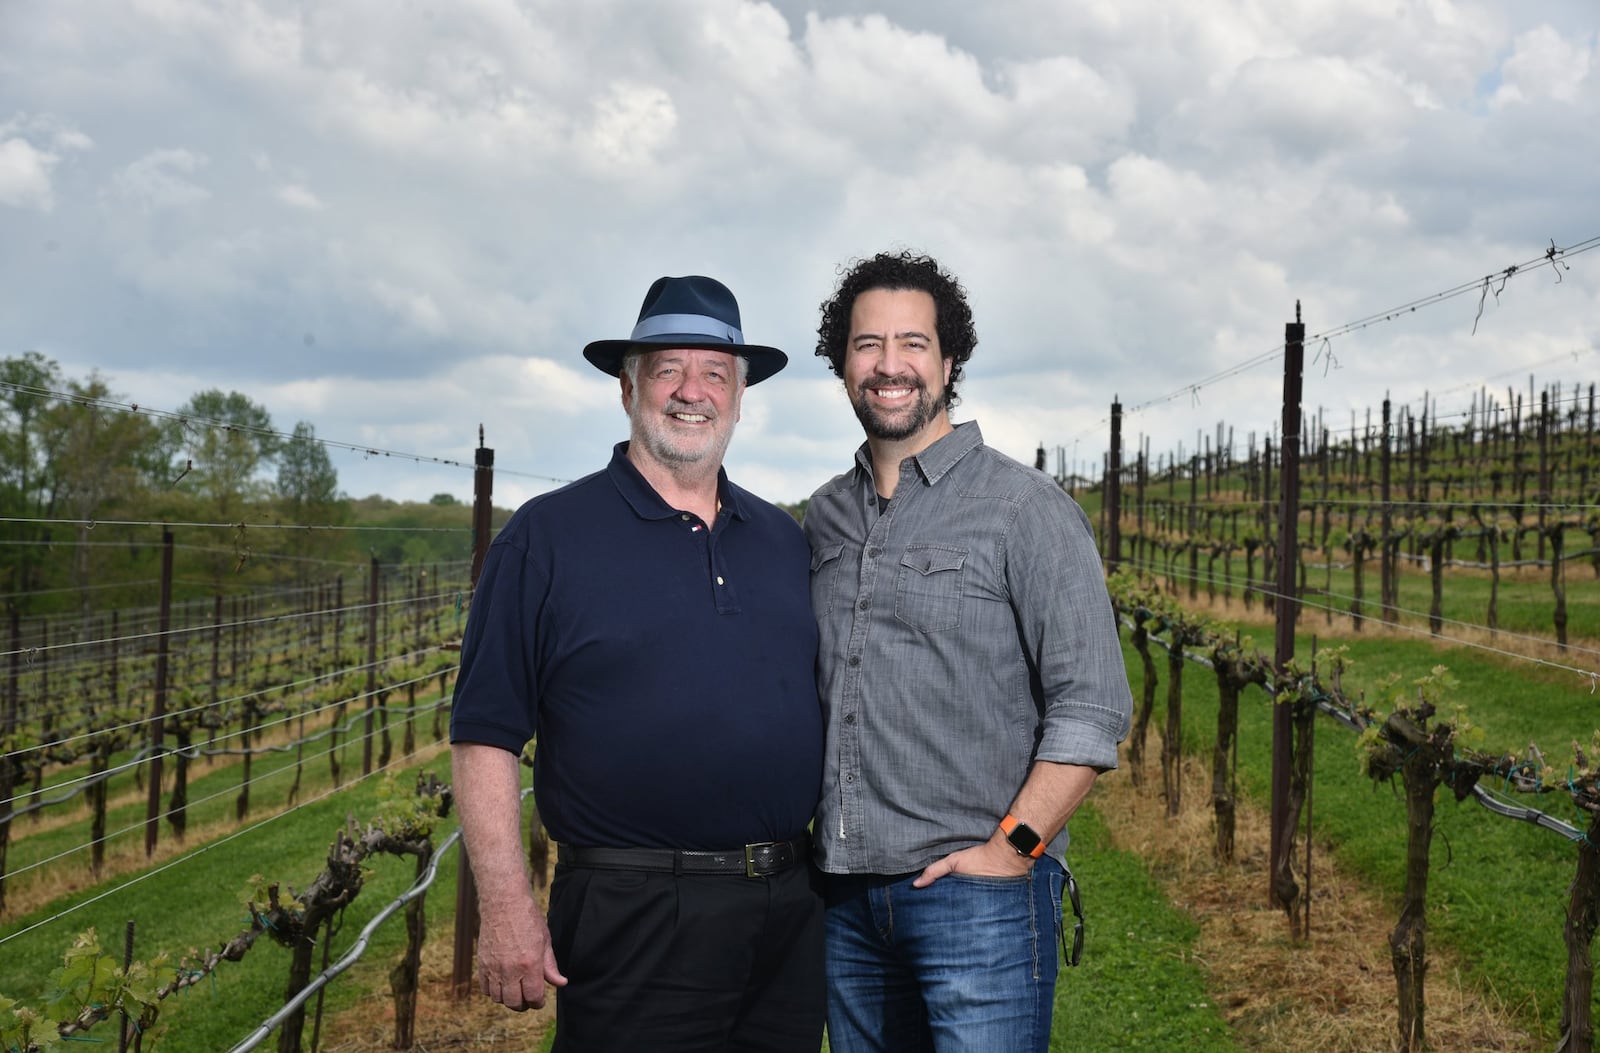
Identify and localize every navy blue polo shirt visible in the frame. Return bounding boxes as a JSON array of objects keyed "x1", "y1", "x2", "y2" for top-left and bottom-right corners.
[{"x1": 450, "y1": 443, "x2": 822, "y2": 850}]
